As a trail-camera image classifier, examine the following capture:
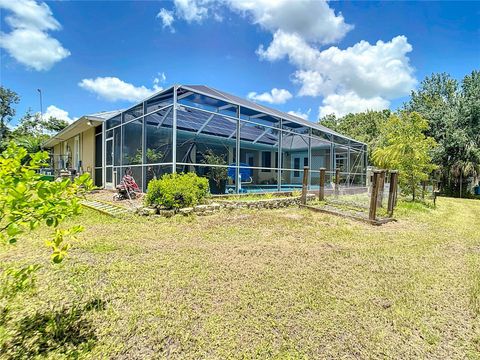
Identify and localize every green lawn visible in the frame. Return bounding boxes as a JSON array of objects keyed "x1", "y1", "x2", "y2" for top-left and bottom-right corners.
[{"x1": 1, "y1": 197, "x2": 480, "y2": 359}]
